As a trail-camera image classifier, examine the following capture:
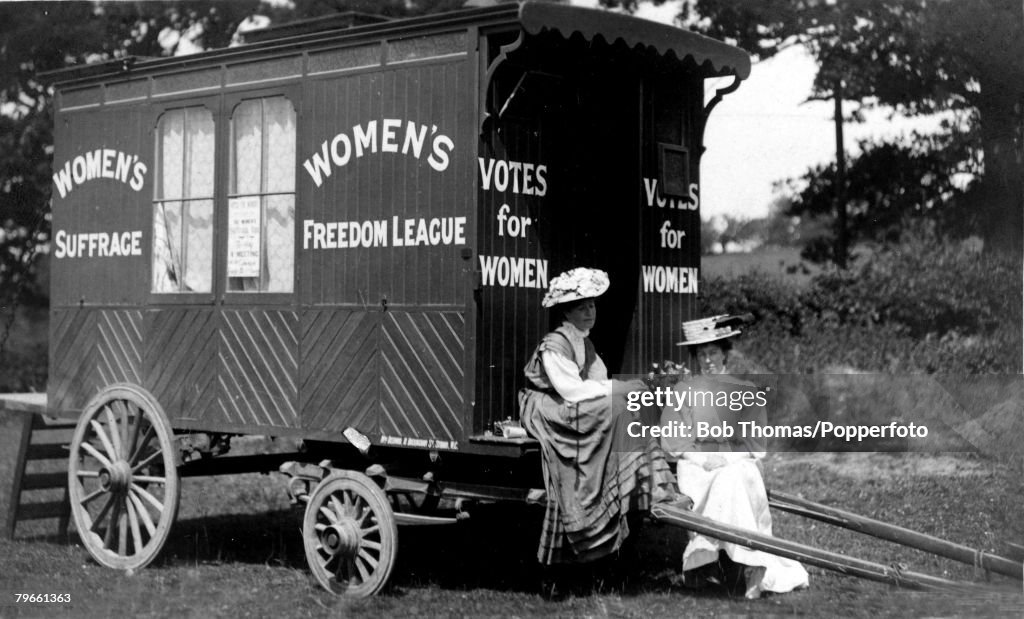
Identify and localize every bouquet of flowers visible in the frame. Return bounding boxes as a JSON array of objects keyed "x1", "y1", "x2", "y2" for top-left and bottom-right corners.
[{"x1": 645, "y1": 359, "x2": 689, "y2": 390}]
